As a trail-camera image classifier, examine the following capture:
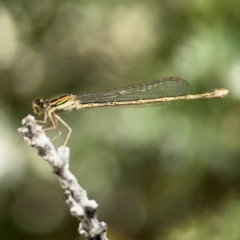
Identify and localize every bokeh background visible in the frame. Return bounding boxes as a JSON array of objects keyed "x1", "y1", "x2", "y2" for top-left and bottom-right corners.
[{"x1": 0, "y1": 0, "x2": 240, "y2": 239}]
